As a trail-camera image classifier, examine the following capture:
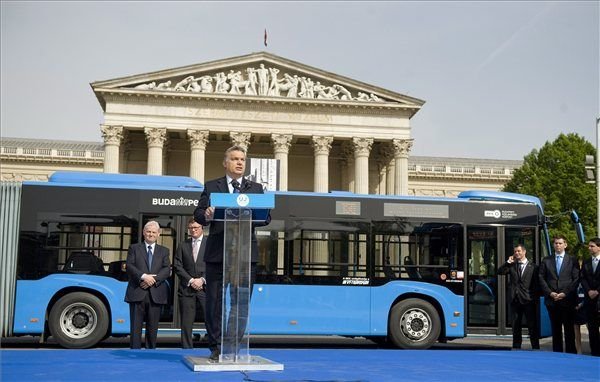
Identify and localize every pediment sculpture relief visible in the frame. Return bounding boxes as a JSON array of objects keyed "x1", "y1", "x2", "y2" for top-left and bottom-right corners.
[{"x1": 132, "y1": 63, "x2": 388, "y2": 103}]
